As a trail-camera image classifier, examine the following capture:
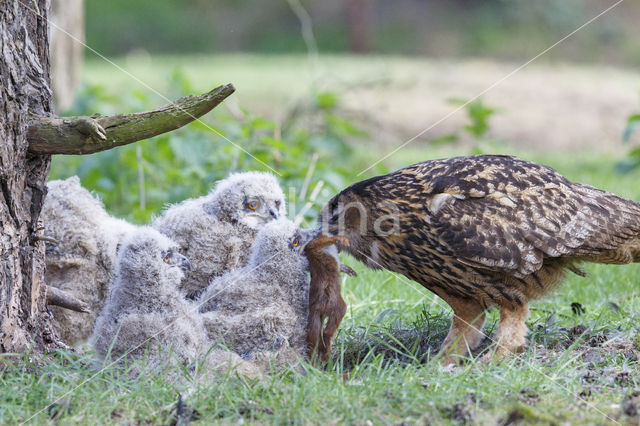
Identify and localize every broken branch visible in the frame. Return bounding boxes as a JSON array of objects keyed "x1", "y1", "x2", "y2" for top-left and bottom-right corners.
[
  {"x1": 27, "y1": 83, "x2": 235, "y2": 155},
  {"x1": 46, "y1": 286, "x2": 91, "y2": 313}
]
